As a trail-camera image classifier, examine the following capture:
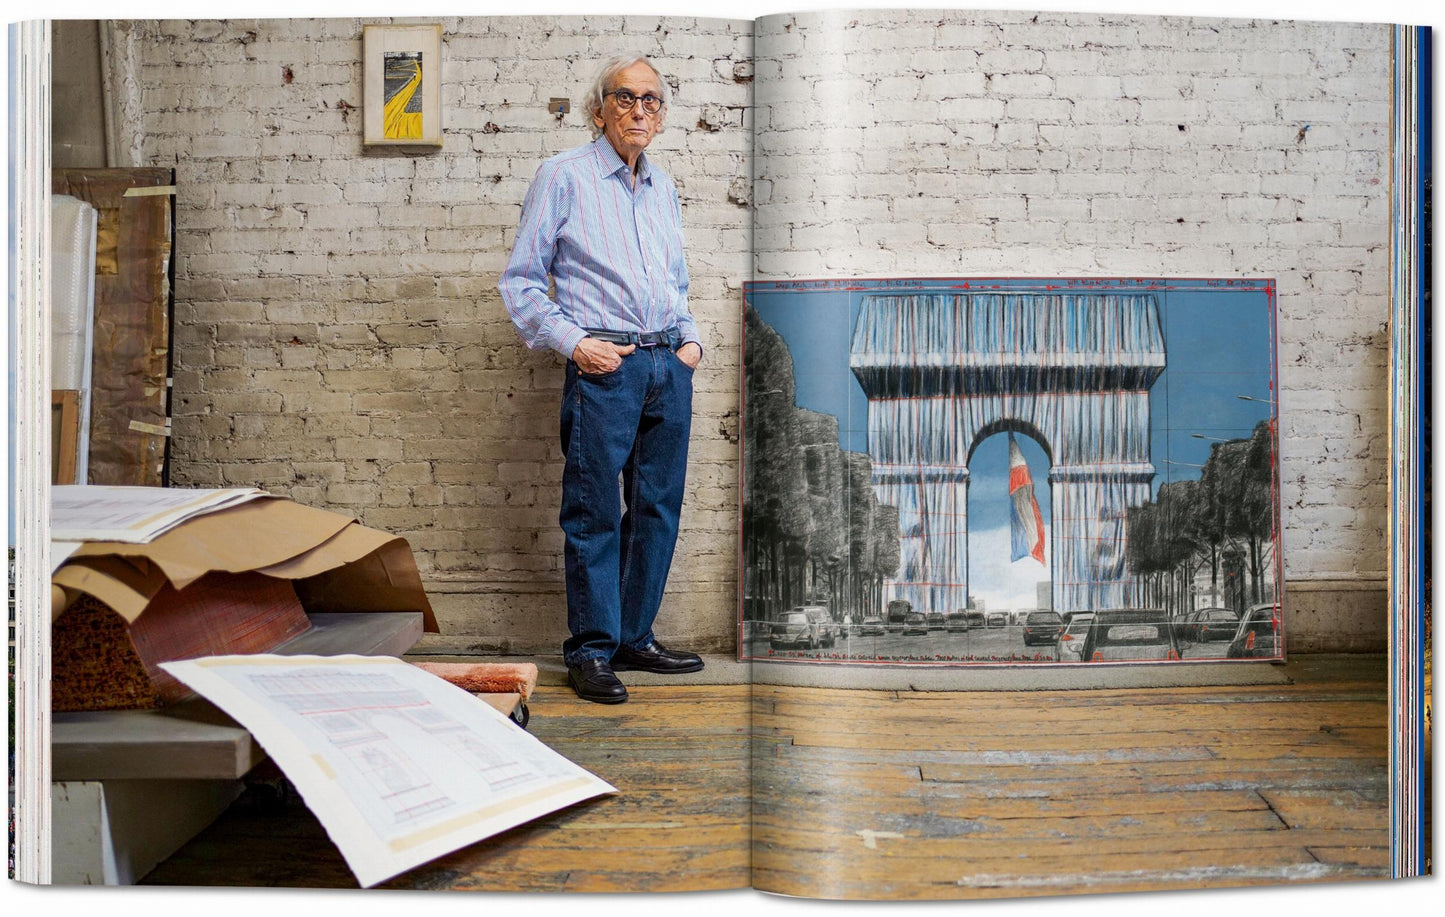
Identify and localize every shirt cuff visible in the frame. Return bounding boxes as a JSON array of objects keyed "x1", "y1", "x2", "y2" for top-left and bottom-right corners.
[
  {"x1": 676, "y1": 317, "x2": 701, "y2": 360},
  {"x1": 553, "y1": 324, "x2": 590, "y2": 361}
]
